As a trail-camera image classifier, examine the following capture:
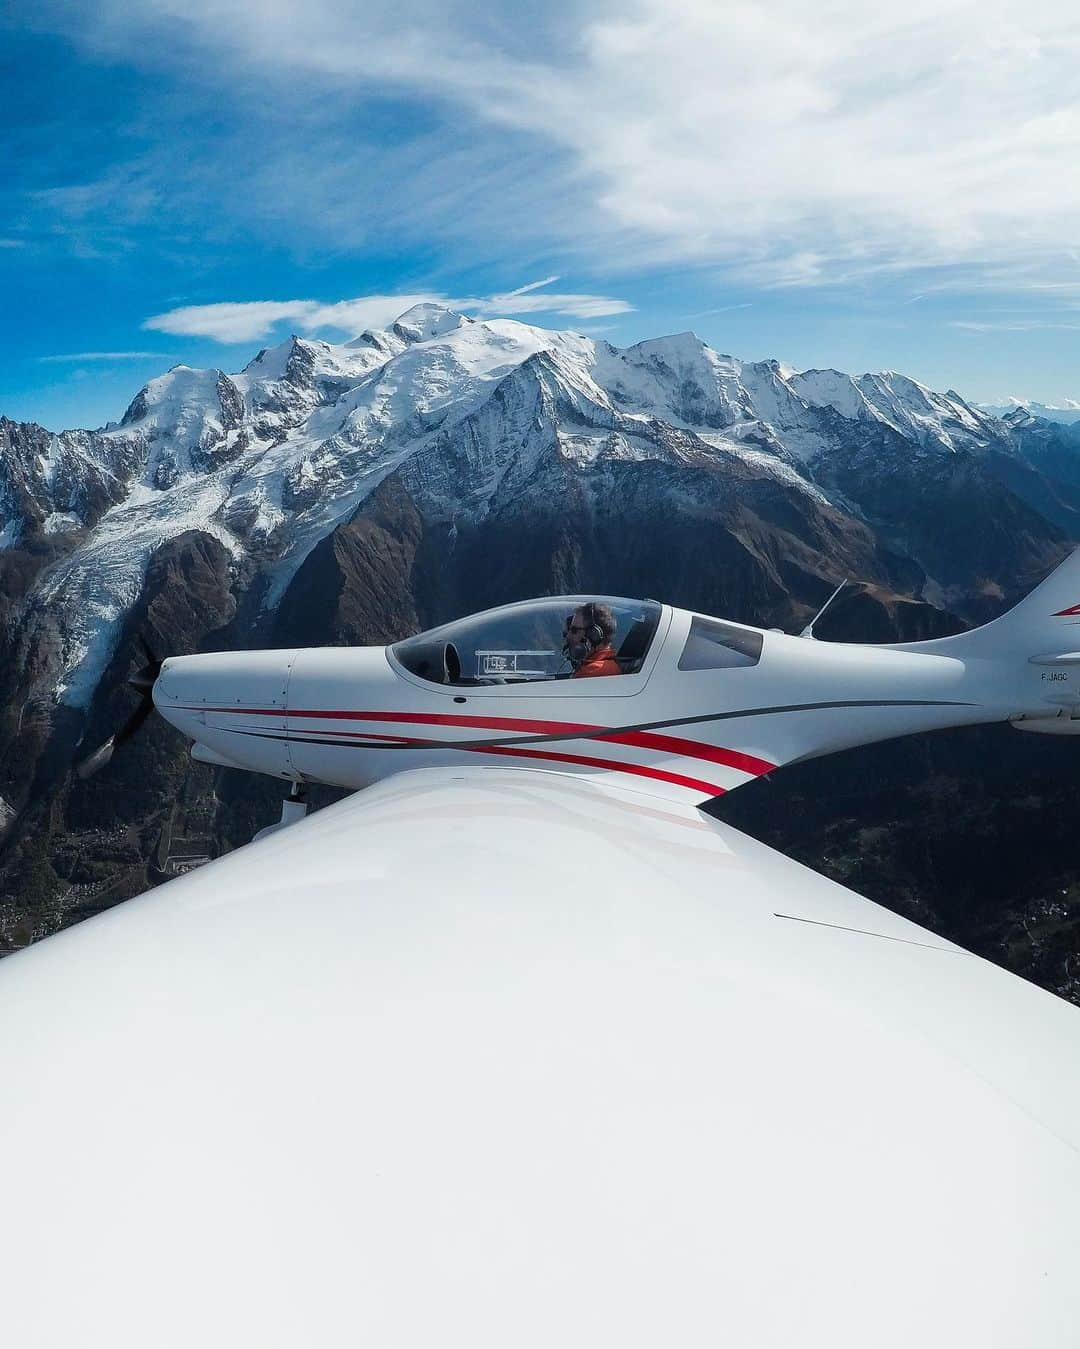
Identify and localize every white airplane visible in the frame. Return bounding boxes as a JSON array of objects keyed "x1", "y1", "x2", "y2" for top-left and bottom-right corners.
[
  {"x1": 3, "y1": 553, "x2": 1080, "y2": 1347},
  {"x1": 145, "y1": 547, "x2": 1080, "y2": 821}
]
